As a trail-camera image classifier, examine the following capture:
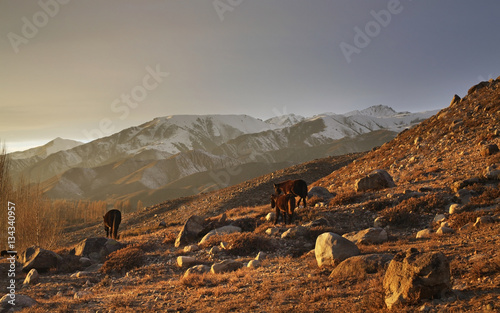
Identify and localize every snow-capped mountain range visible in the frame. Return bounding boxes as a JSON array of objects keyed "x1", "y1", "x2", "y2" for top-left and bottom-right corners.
[{"x1": 9, "y1": 105, "x2": 438, "y2": 205}]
